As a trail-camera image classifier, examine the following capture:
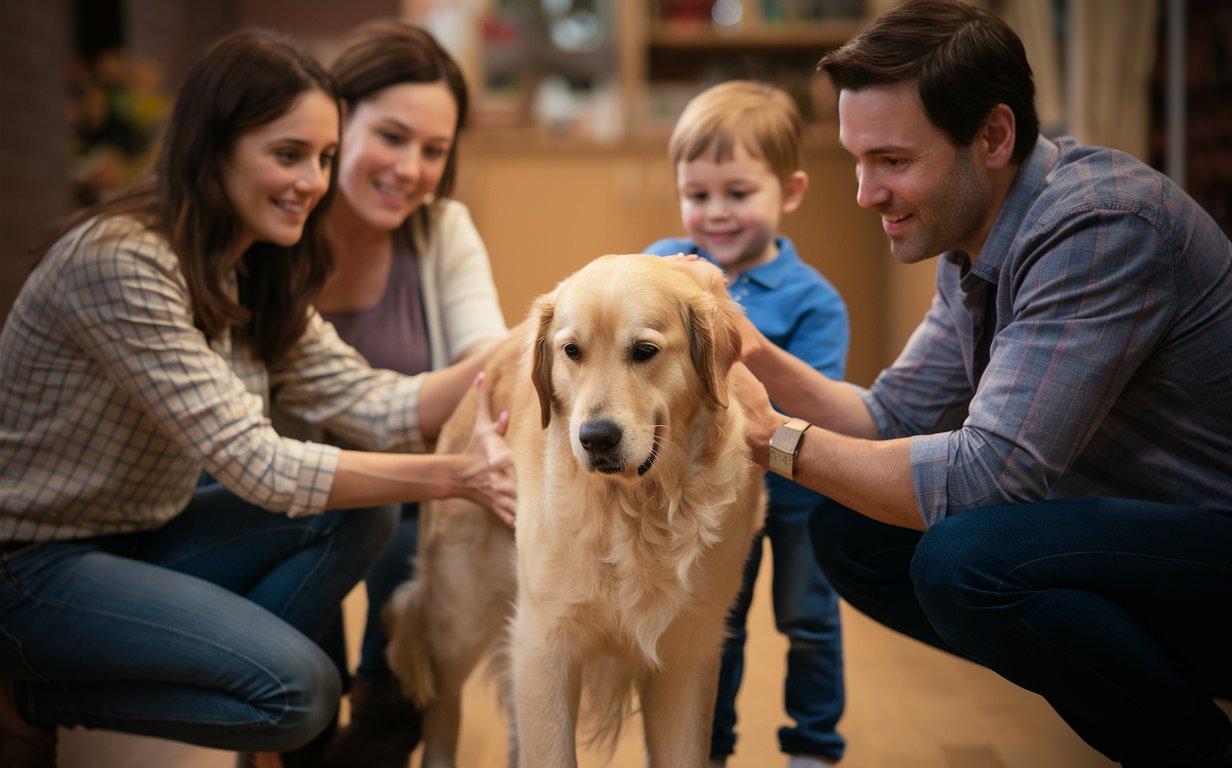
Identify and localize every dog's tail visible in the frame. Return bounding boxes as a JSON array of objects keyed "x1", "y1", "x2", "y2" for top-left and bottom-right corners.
[
  {"x1": 384, "y1": 571, "x2": 437, "y2": 707},
  {"x1": 578, "y1": 657, "x2": 637, "y2": 759}
]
